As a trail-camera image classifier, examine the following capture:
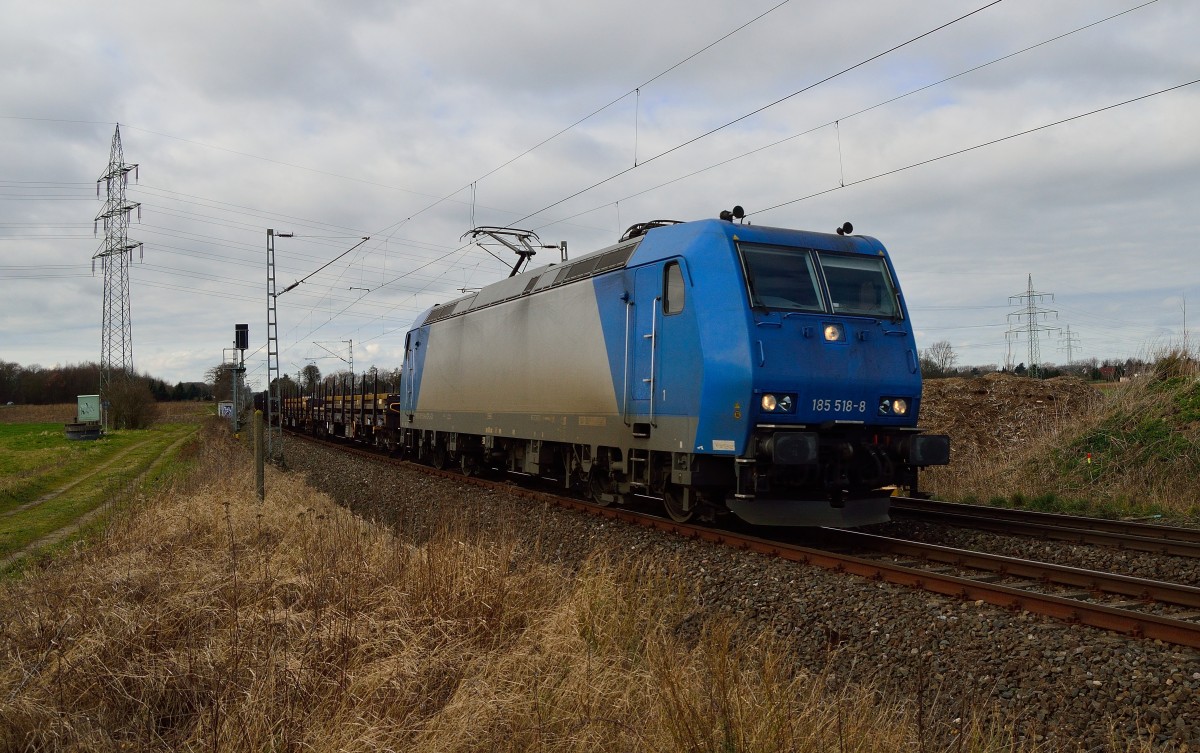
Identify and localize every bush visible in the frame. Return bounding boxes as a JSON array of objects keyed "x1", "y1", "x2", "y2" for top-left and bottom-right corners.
[{"x1": 106, "y1": 378, "x2": 159, "y2": 429}]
